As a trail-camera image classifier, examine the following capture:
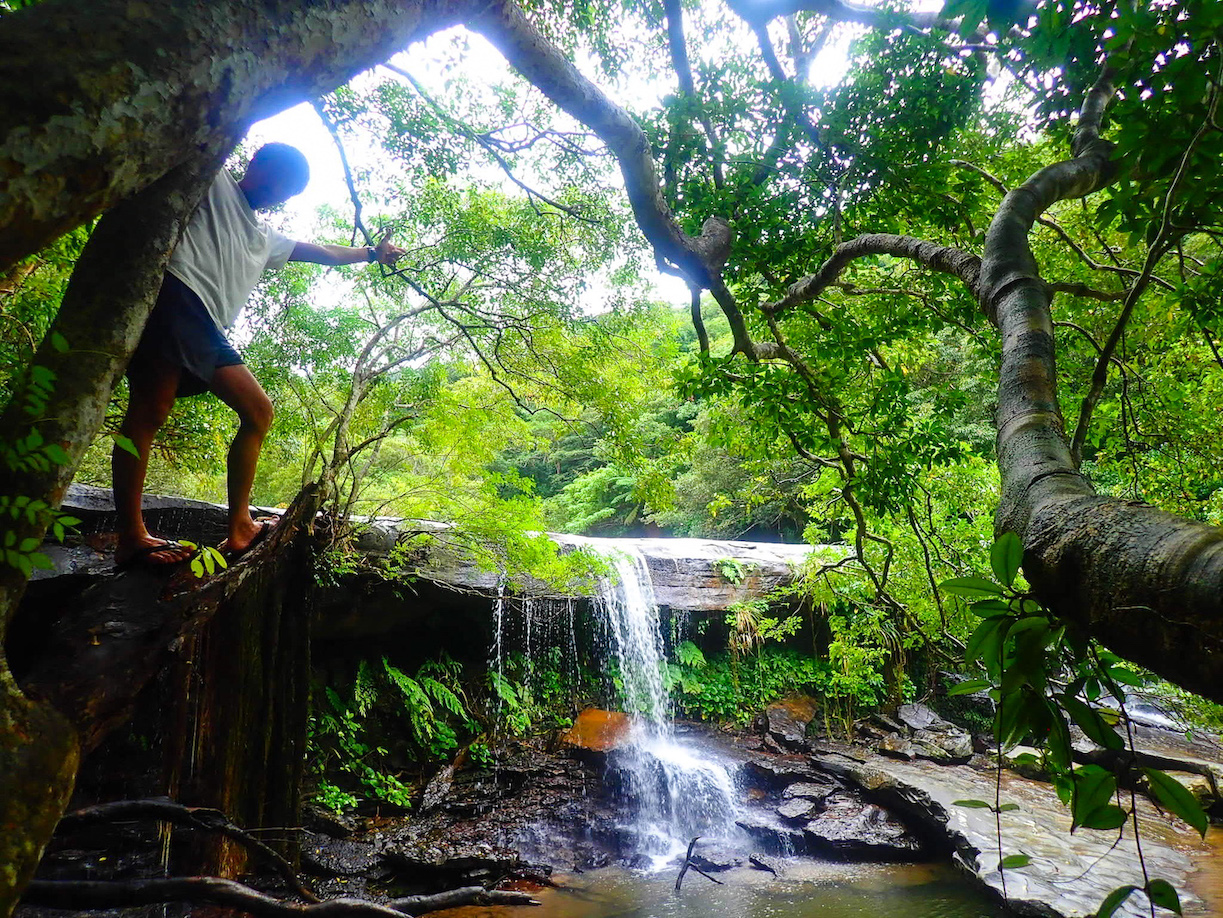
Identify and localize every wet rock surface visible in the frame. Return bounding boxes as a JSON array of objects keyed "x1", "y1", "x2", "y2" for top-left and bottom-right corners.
[
  {"x1": 811, "y1": 745, "x2": 1218, "y2": 918},
  {"x1": 560, "y1": 708, "x2": 633, "y2": 756}
]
